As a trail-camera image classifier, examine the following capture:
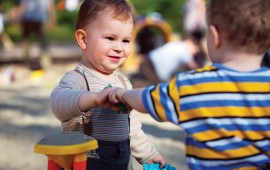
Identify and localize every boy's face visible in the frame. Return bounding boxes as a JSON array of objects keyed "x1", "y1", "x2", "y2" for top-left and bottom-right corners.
[{"x1": 83, "y1": 11, "x2": 133, "y2": 74}]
